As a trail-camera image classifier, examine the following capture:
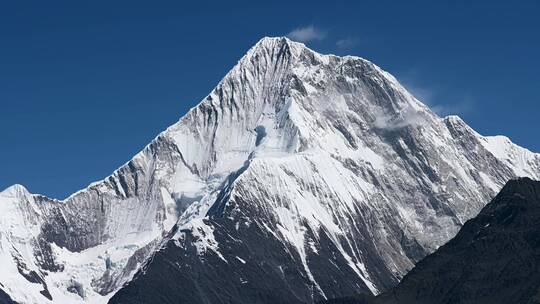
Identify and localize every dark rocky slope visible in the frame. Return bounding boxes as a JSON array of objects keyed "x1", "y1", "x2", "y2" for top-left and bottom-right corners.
[
  {"x1": 0, "y1": 288, "x2": 16, "y2": 304},
  {"x1": 108, "y1": 214, "x2": 376, "y2": 304}
]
